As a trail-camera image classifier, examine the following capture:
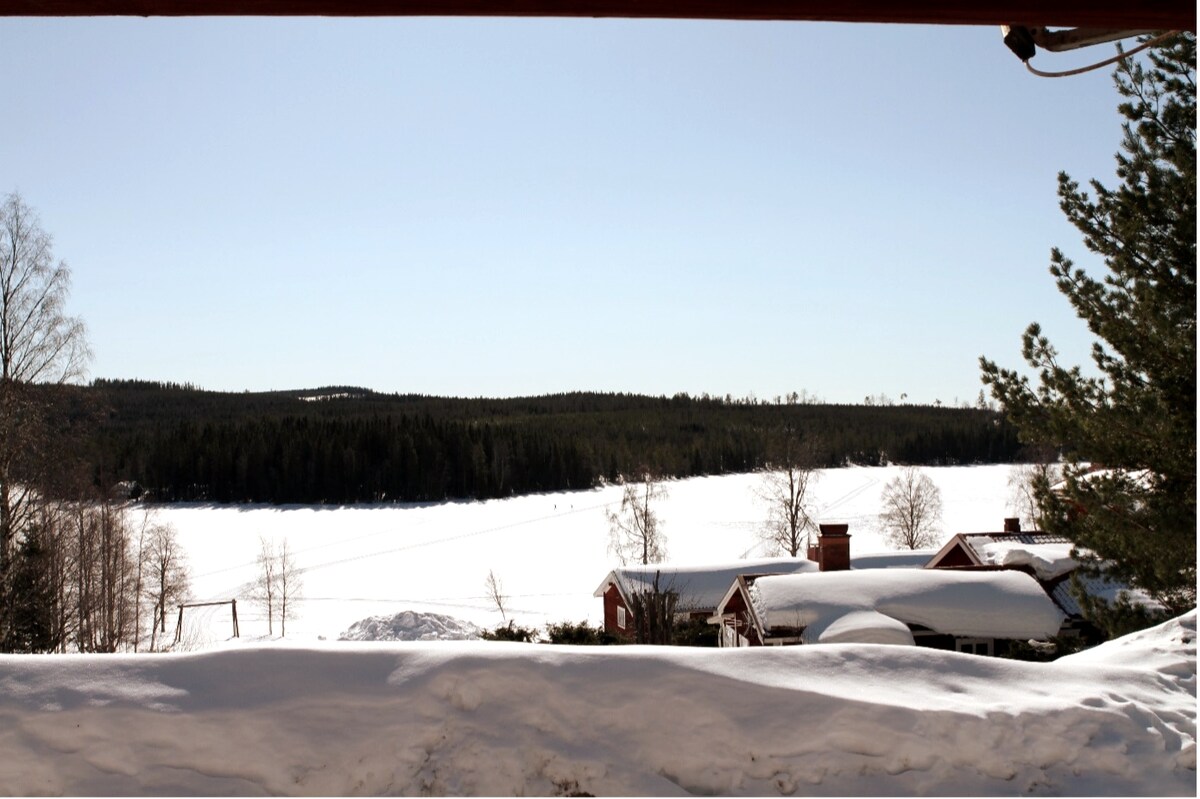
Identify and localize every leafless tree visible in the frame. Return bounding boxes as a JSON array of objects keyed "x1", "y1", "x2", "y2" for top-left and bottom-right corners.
[
  {"x1": 1007, "y1": 460, "x2": 1062, "y2": 532},
  {"x1": 69, "y1": 498, "x2": 139, "y2": 652},
  {"x1": 879, "y1": 466, "x2": 944, "y2": 550},
  {"x1": 484, "y1": 569, "x2": 508, "y2": 623},
  {"x1": 144, "y1": 521, "x2": 190, "y2": 652},
  {"x1": 276, "y1": 538, "x2": 301, "y2": 638},
  {"x1": 756, "y1": 429, "x2": 822, "y2": 556},
  {"x1": 253, "y1": 536, "x2": 278, "y2": 635},
  {"x1": 130, "y1": 511, "x2": 151, "y2": 652},
  {"x1": 626, "y1": 570, "x2": 678, "y2": 645},
  {"x1": 606, "y1": 468, "x2": 668, "y2": 565},
  {"x1": 0, "y1": 192, "x2": 90, "y2": 582}
]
